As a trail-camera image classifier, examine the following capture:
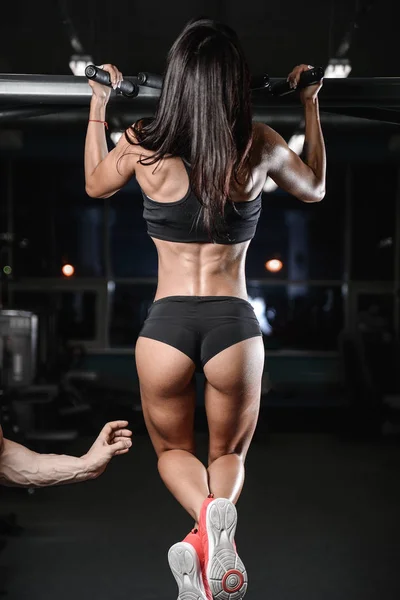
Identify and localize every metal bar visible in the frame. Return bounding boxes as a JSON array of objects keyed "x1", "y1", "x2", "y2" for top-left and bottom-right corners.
[
  {"x1": 347, "y1": 282, "x2": 395, "y2": 293},
  {"x1": 8, "y1": 278, "x2": 396, "y2": 289},
  {"x1": 108, "y1": 278, "x2": 345, "y2": 286},
  {"x1": 0, "y1": 105, "x2": 82, "y2": 122},
  {"x1": 2, "y1": 75, "x2": 400, "y2": 108},
  {"x1": 0, "y1": 75, "x2": 156, "y2": 105},
  {"x1": 8, "y1": 279, "x2": 108, "y2": 290},
  {"x1": 255, "y1": 78, "x2": 400, "y2": 108},
  {"x1": 2, "y1": 109, "x2": 398, "y2": 131},
  {"x1": 324, "y1": 107, "x2": 400, "y2": 126}
]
